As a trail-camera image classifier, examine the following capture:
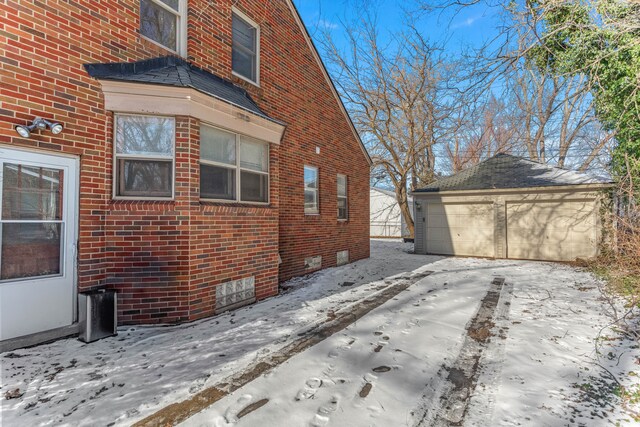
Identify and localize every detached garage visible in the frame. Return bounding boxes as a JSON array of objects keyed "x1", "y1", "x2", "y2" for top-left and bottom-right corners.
[{"x1": 412, "y1": 154, "x2": 611, "y2": 262}]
